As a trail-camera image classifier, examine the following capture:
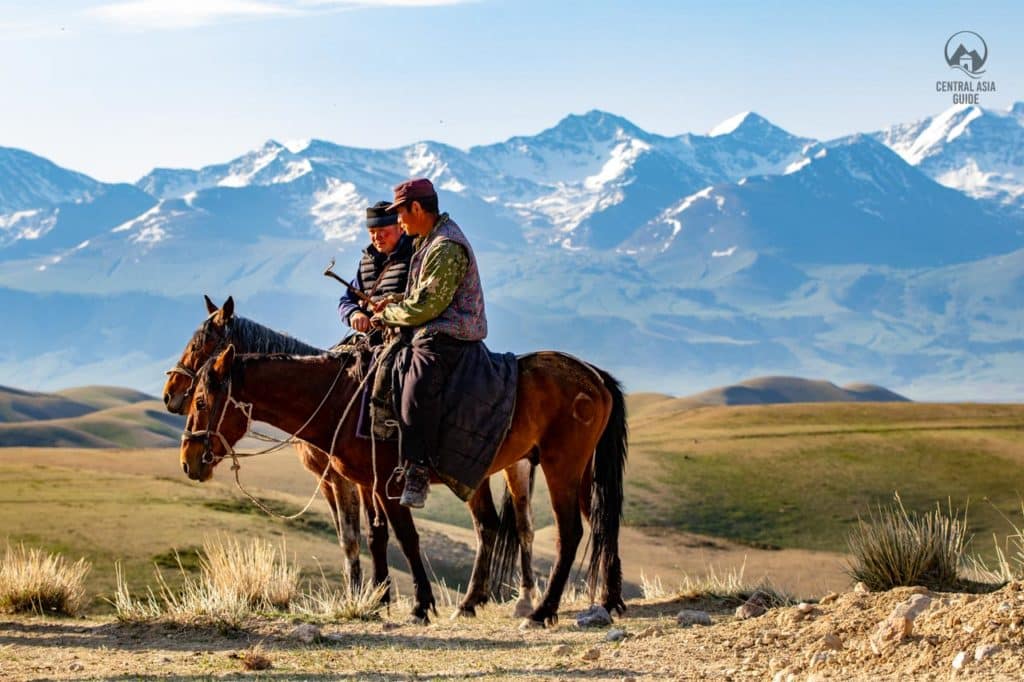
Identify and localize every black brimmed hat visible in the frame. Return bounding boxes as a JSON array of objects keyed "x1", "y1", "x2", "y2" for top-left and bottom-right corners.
[{"x1": 366, "y1": 201, "x2": 399, "y2": 228}]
